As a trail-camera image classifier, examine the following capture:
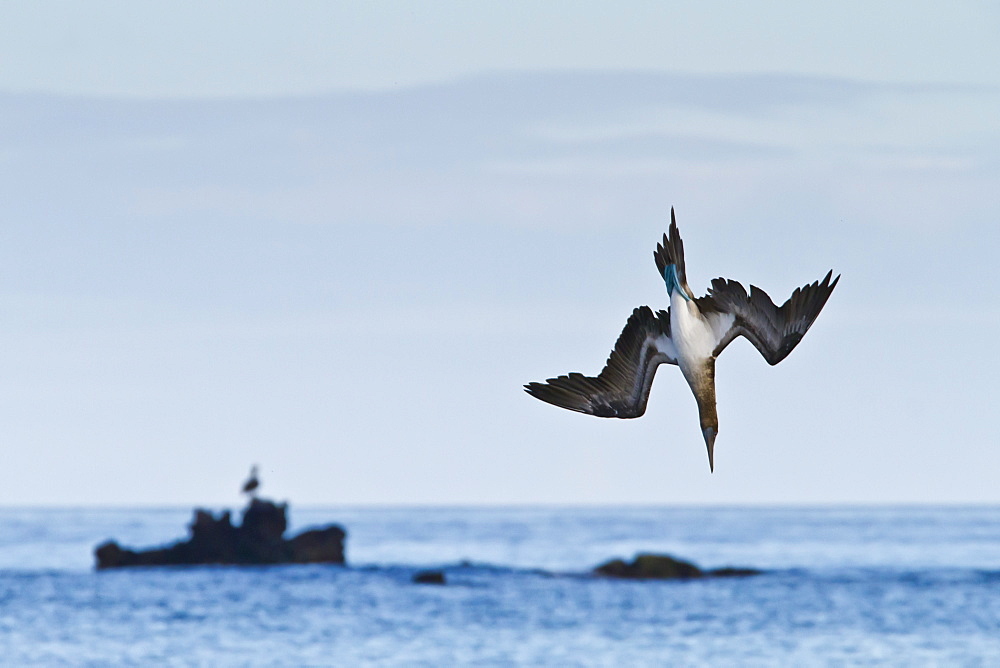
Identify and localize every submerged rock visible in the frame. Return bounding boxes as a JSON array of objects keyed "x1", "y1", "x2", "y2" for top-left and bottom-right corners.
[
  {"x1": 412, "y1": 570, "x2": 447, "y2": 584},
  {"x1": 593, "y1": 553, "x2": 760, "y2": 580},
  {"x1": 706, "y1": 566, "x2": 763, "y2": 578},
  {"x1": 95, "y1": 498, "x2": 346, "y2": 569}
]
